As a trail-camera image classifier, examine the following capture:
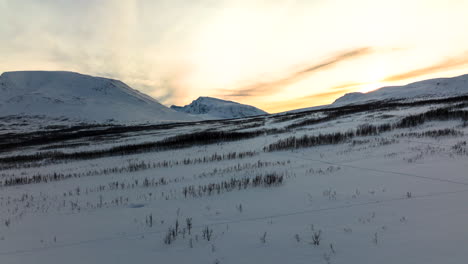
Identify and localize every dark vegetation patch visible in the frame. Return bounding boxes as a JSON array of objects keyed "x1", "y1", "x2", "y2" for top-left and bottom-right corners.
[
  {"x1": 0, "y1": 116, "x2": 268, "y2": 153},
  {"x1": 0, "y1": 122, "x2": 187, "y2": 152},
  {"x1": 277, "y1": 95, "x2": 468, "y2": 129},
  {"x1": 452, "y1": 141, "x2": 468, "y2": 155},
  {"x1": 1, "y1": 95, "x2": 468, "y2": 164},
  {"x1": 39, "y1": 142, "x2": 90, "y2": 150},
  {"x1": 231, "y1": 121, "x2": 265, "y2": 131},
  {"x1": 396, "y1": 128, "x2": 463, "y2": 138},
  {"x1": 396, "y1": 108, "x2": 468, "y2": 128},
  {"x1": 264, "y1": 124, "x2": 389, "y2": 152},
  {"x1": 0, "y1": 151, "x2": 258, "y2": 186},
  {"x1": 265, "y1": 106, "x2": 468, "y2": 152},
  {"x1": 182, "y1": 172, "x2": 285, "y2": 199},
  {"x1": 0, "y1": 130, "x2": 263, "y2": 164}
]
